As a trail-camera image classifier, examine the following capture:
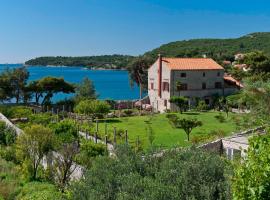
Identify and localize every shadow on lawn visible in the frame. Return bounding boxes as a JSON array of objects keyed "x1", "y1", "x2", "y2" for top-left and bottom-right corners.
[
  {"x1": 183, "y1": 112, "x2": 200, "y2": 115},
  {"x1": 96, "y1": 119, "x2": 122, "y2": 123}
]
